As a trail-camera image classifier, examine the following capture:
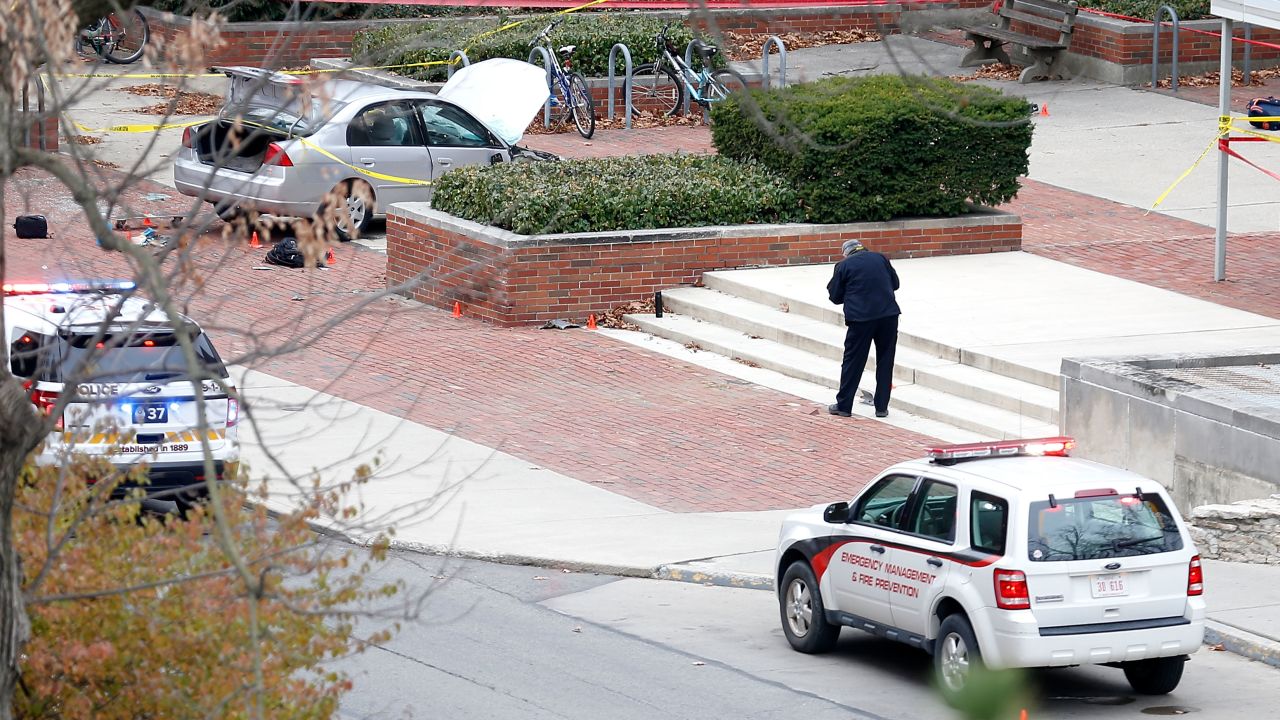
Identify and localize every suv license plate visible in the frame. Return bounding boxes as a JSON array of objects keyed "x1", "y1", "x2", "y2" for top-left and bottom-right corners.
[{"x1": 1091, "y1": 573, "x2": 1128, "y2": 598}]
